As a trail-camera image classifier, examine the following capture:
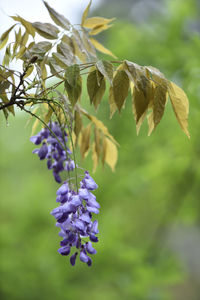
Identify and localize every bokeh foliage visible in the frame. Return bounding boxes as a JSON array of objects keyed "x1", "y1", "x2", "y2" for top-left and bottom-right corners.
[{"x1": 1, "y1": 0, "x2": 200, "y2": 299}]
